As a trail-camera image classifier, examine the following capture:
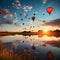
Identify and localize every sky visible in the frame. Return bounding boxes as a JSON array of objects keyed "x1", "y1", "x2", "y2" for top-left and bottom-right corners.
[{"x1": 0, "y1": 0, "x2": 60, "y2": 32}]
